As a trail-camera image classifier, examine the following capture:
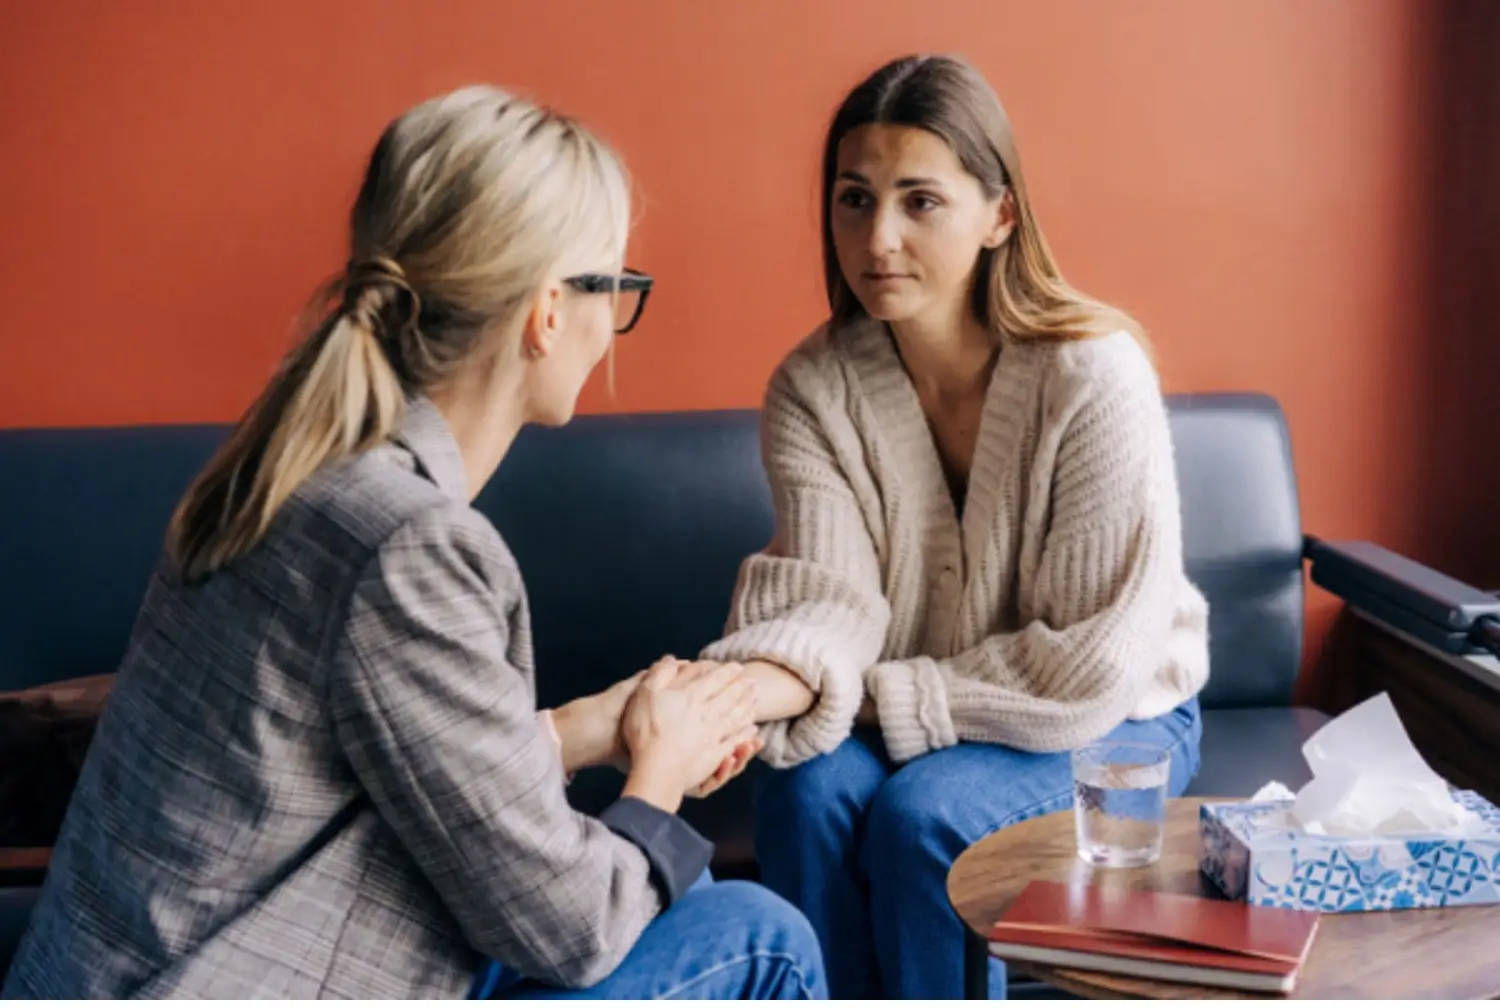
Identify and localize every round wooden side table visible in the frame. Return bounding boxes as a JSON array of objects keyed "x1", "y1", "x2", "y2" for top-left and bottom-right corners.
[{"x1": 947, "y1": 798, "x2": 1500, "y2": 999}]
